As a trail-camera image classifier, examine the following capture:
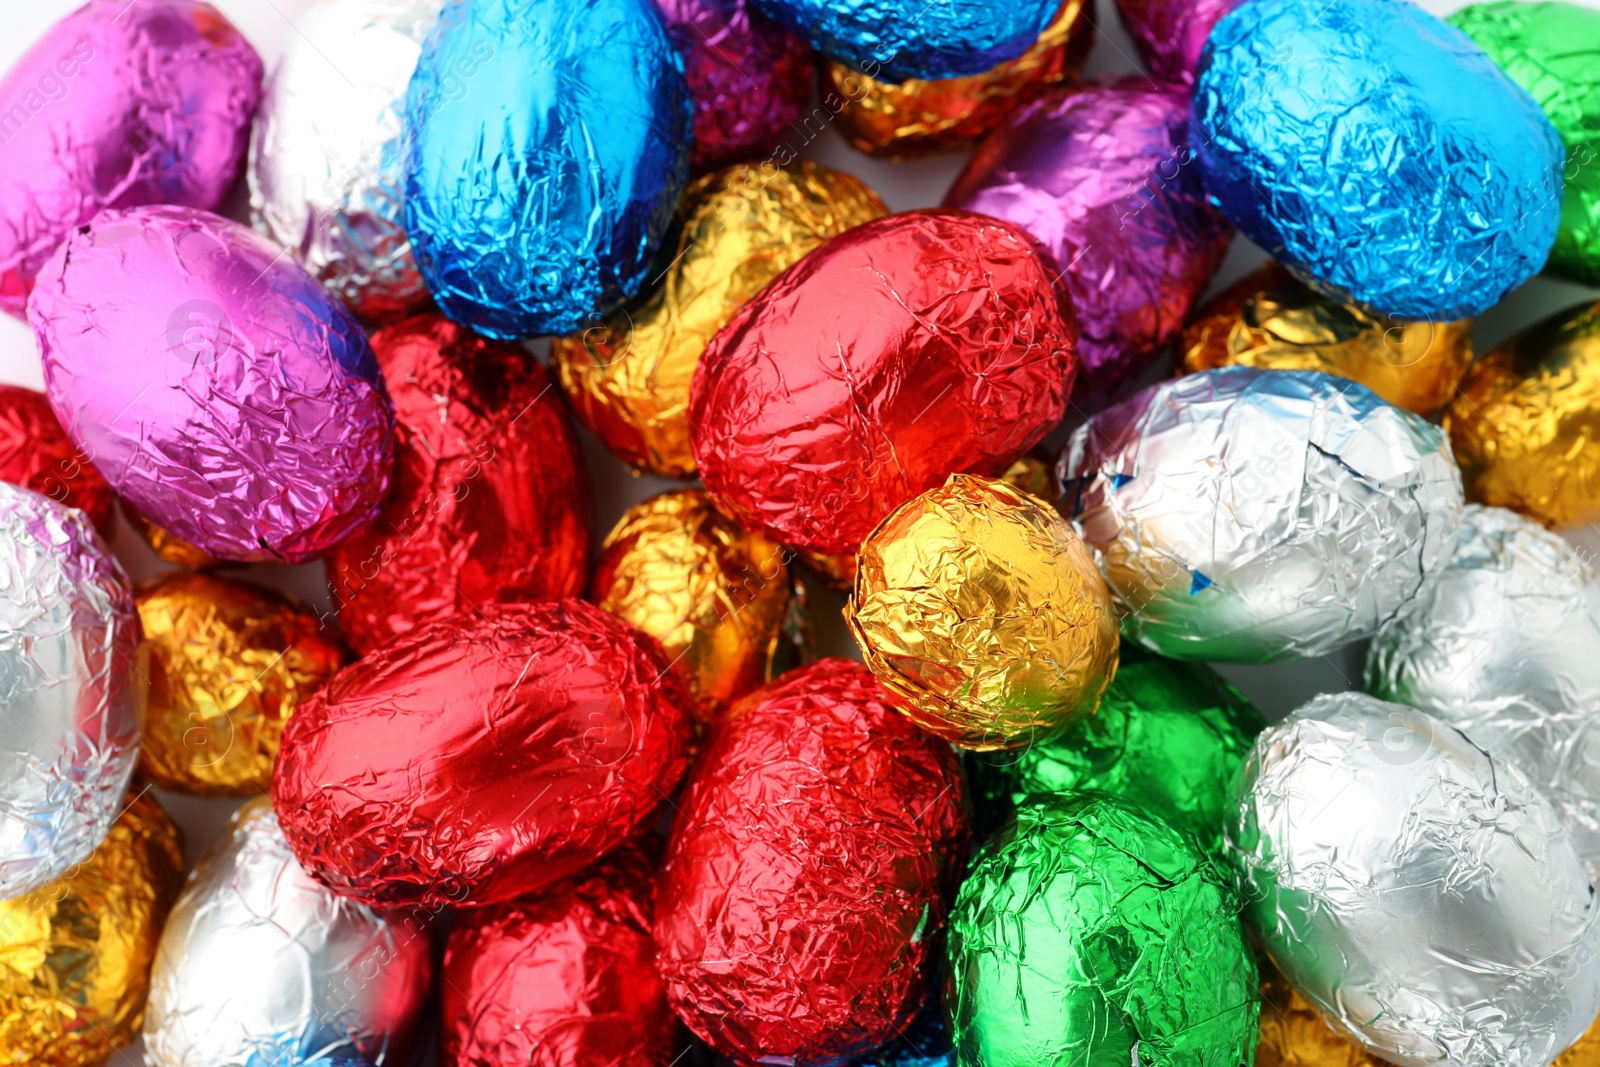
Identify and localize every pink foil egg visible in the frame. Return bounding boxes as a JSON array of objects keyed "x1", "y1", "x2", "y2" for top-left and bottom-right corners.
[{"x1": 1114, "y1": 0, "x2": 1241, "y2": 86}]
